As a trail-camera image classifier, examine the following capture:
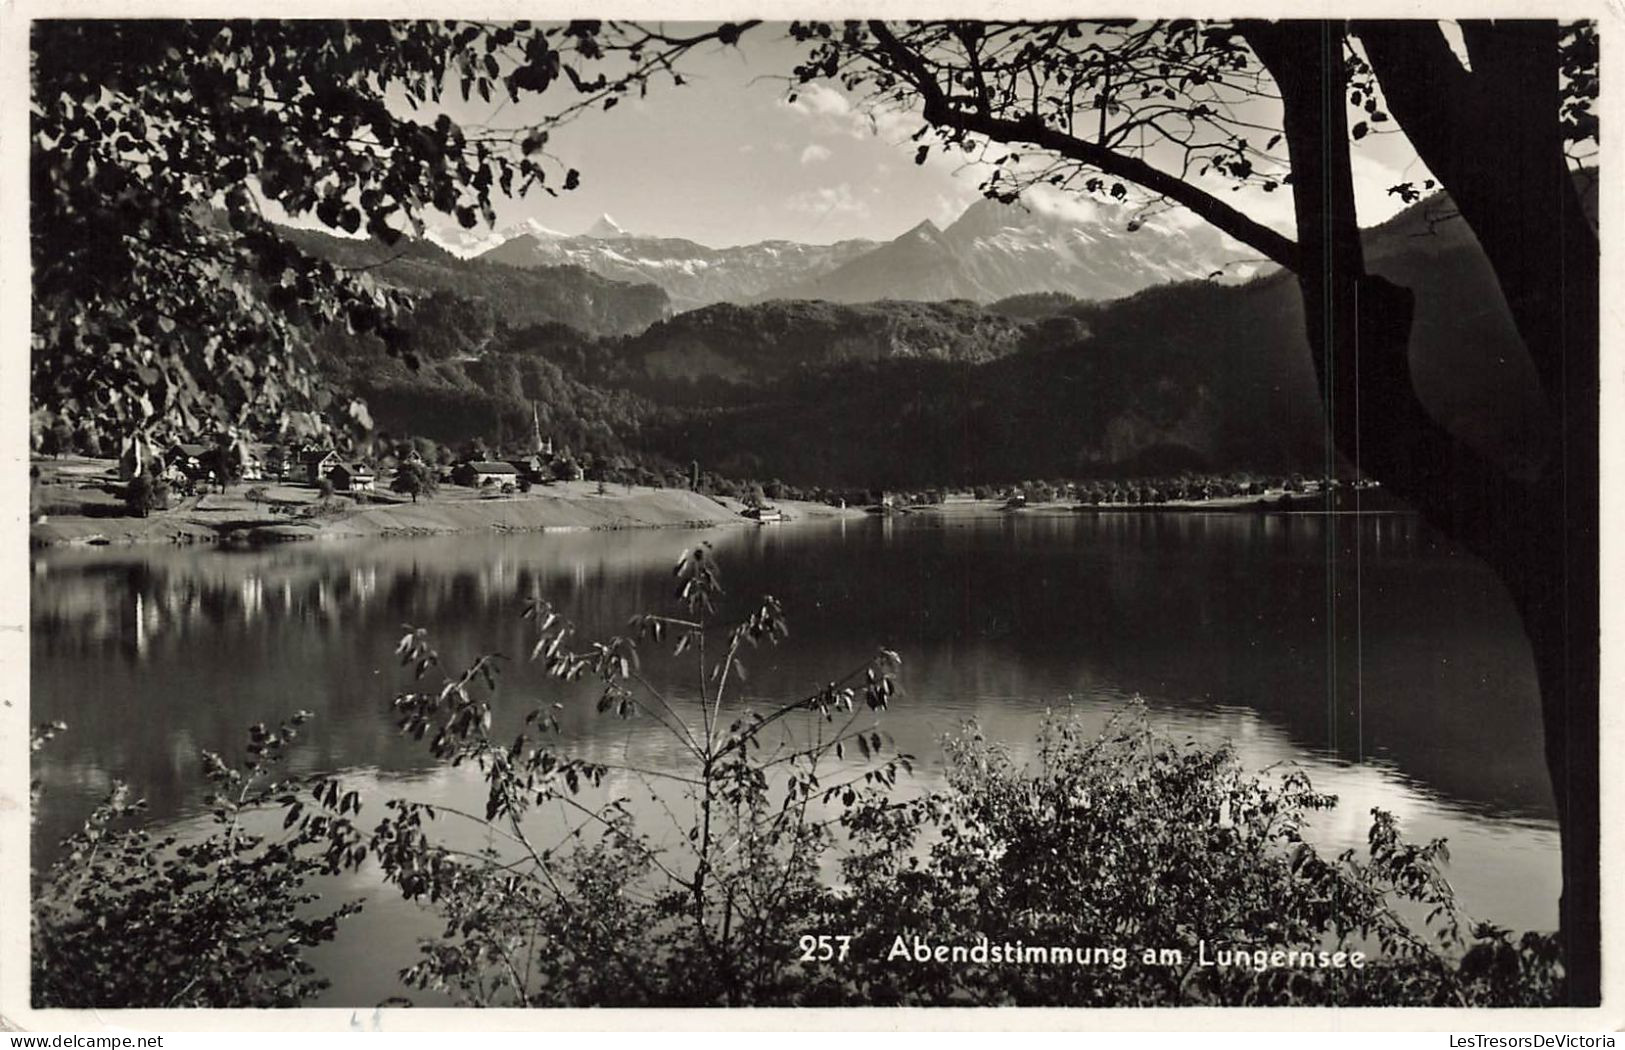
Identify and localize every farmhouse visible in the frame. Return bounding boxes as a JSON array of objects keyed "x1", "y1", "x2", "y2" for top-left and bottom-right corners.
[
  {"x1": 329, "y1": 463, "x2": 376, "y2": 493},
  {"x1": 167, "y1": 442, "x2": 211, "y2": 480},
  {"x1": 263, "y1": 445, "x2": 291, "y2": 479},
  {"x1": 302, "y1": 449, "x2": 339, "y2": 484},
  {"x1": 506, "y1": 455, "x2": 544, "y2": 480},
  {"x1": 455, "y1": 461, "x2": 520, "y2": 487}
]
